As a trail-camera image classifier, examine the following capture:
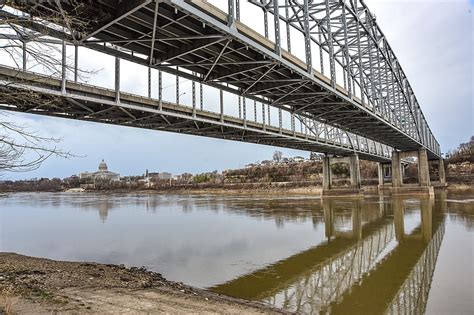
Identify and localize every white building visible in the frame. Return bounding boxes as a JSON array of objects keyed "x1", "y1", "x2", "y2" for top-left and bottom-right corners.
[
  {"x1": 293, "y1": 156, "x2": 306, "y2": 163},
  {"x1": 79, "y1": 160, "x2": 120, "y2": 181}
]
